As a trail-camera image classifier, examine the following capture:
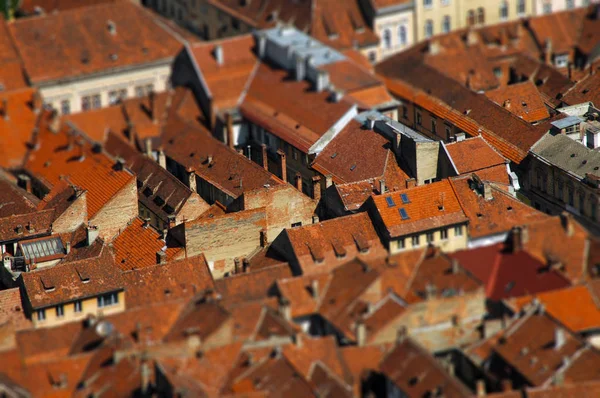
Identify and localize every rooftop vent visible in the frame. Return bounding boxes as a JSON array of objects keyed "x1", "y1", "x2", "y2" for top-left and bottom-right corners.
[{"x1": 107, "y1": 20, "x2": 116, "y2": 36}]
